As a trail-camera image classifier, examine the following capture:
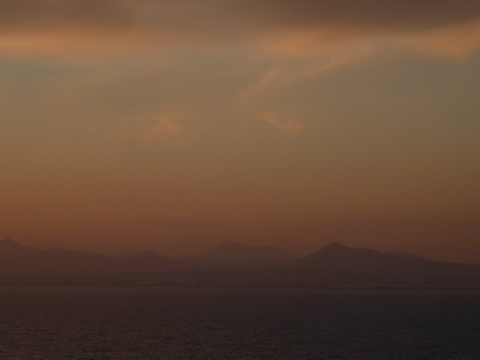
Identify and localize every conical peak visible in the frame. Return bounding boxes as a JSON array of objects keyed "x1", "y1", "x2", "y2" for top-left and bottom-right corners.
[
  {"x1": 326, "y1": 242, "x2": 347, "y2": 247},
  {"x1": 322, "y1": 242, "x2": 350, "y2": 251},
  {"x1": 309, "y1": 242, "x2": 379, "y2": 259},
  {"x1": 0, "y1": 238, "x2": 21, "y2": 247},
  {"x1": 0, "y1": 238, "x2": 37, "y2": 253}
]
